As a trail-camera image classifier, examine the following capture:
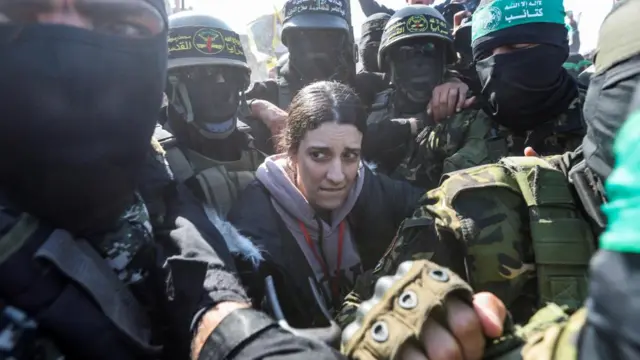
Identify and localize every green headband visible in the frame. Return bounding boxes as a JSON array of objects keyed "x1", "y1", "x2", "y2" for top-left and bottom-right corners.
[{"x1": 472, "y1": 0, "x2": 565, "y2": 42}]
